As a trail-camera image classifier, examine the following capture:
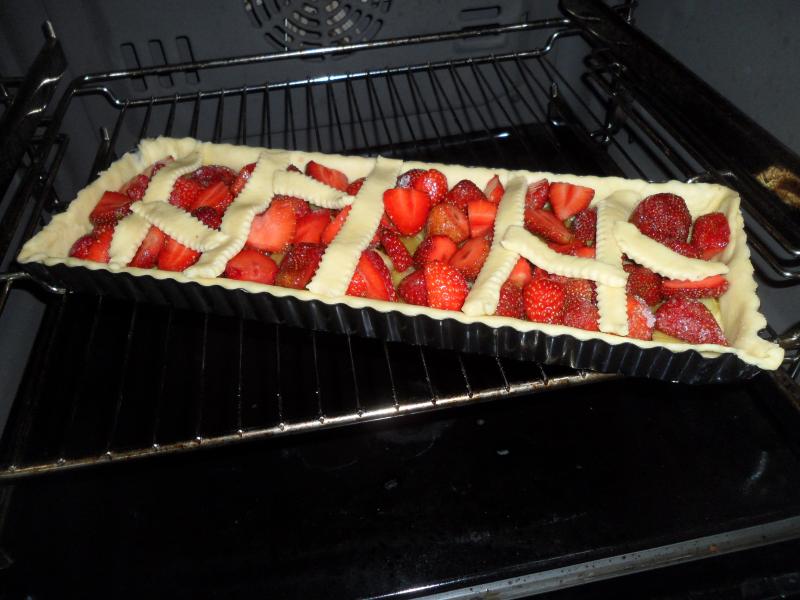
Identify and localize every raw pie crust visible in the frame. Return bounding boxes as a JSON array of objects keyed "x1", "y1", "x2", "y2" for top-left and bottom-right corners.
[{"x1": 17, "y1": 136, "x2": 784, "y2": 371}]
